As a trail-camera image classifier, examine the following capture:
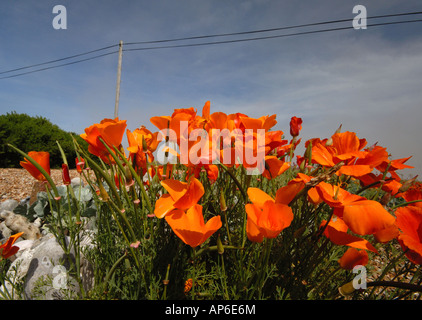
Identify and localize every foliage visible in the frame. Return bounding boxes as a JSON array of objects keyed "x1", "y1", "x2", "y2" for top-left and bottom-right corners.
[{"x1": 0, "y1": 112, "x2": 87, "y2": 168}]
